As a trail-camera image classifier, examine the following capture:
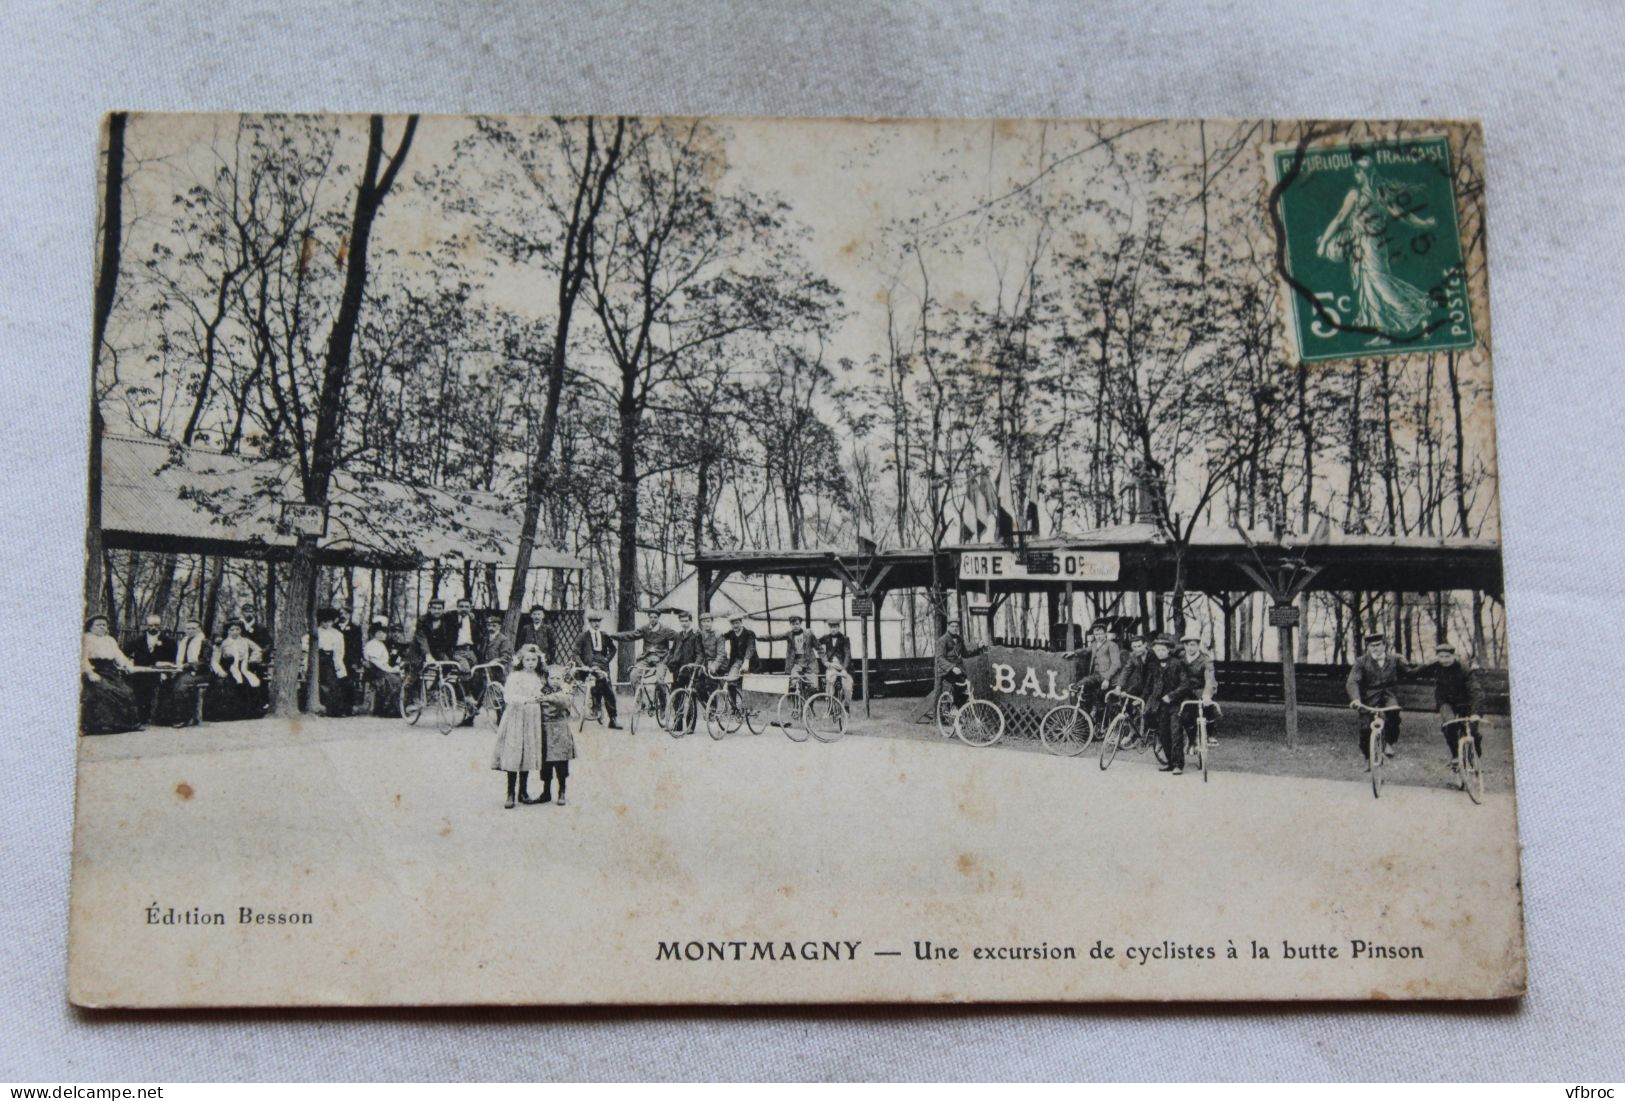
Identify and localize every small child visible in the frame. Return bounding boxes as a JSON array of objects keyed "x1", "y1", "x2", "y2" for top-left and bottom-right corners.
[
  {"x1": 491, "y1": 644, "x2": 547, "y2": 809},
  {"x1": 538, "y1": 664, "x2": 580, "y2": 806}
]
